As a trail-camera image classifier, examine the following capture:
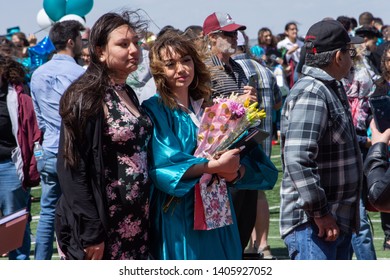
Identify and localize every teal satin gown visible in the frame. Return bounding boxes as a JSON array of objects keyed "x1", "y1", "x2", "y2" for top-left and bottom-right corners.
[{"x1": 143, "y1": 95, "x2": 278, "y2": 260}]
